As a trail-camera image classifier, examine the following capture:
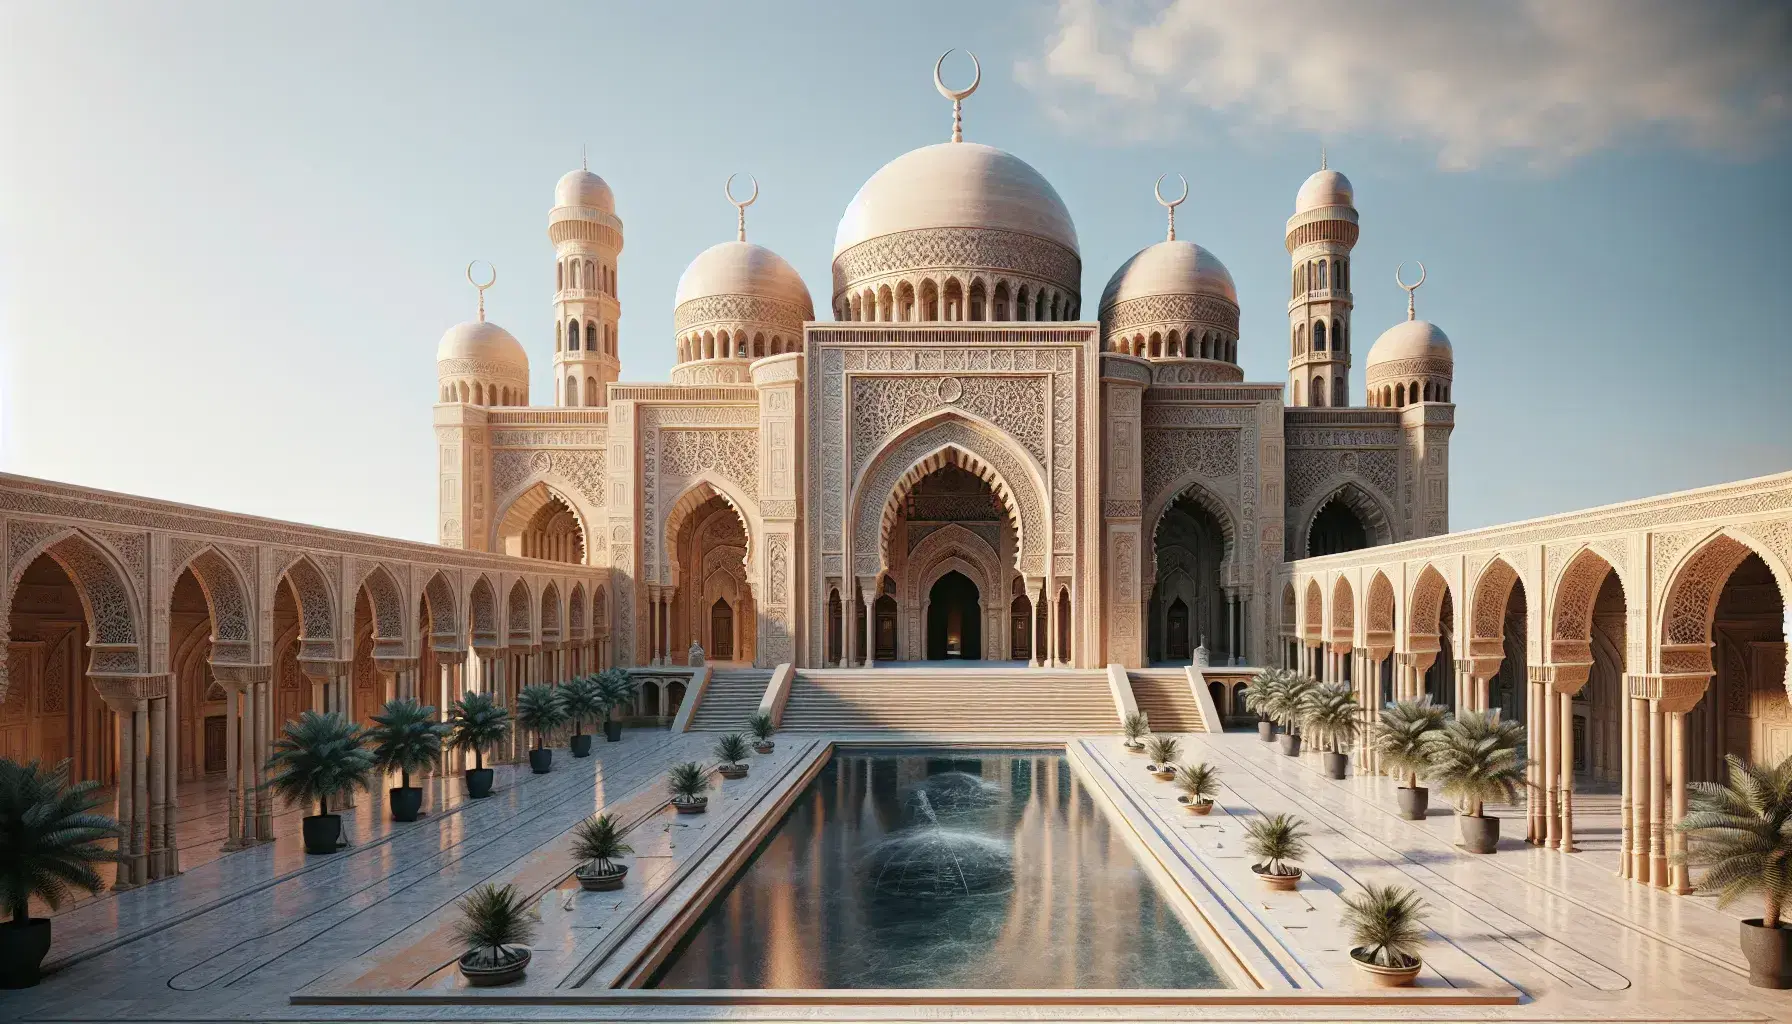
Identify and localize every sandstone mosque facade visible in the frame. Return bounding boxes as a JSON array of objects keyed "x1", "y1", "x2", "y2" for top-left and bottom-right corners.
[{"x1": 434, "y1": 81, "x2": 1455, "y2": 674}]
